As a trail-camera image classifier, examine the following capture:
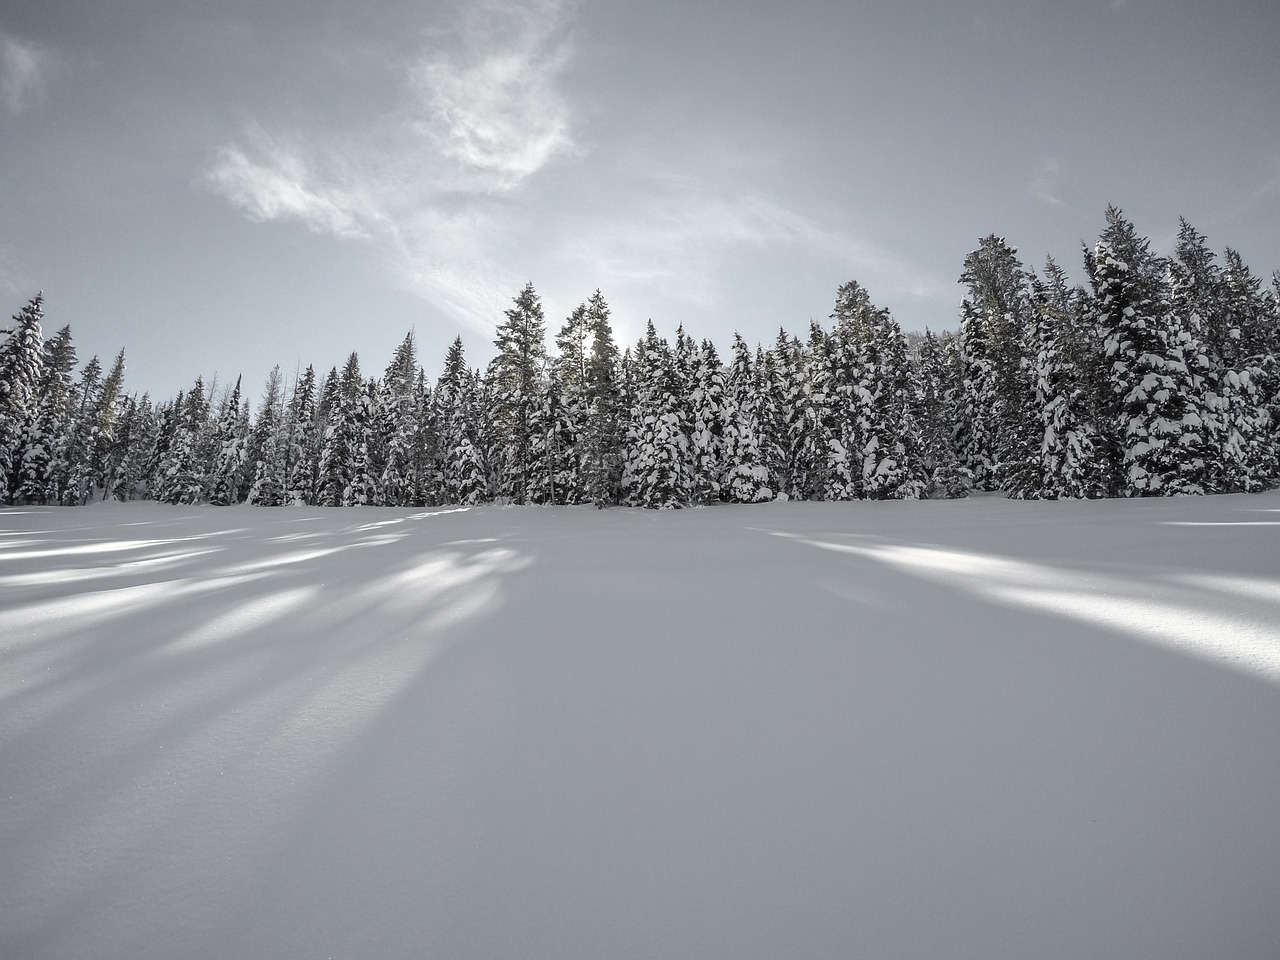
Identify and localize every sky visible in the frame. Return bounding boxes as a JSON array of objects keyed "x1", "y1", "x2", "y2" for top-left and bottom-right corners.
[{"x1": 2, "y1": 0, "x2": 1279, "y2": 402}]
